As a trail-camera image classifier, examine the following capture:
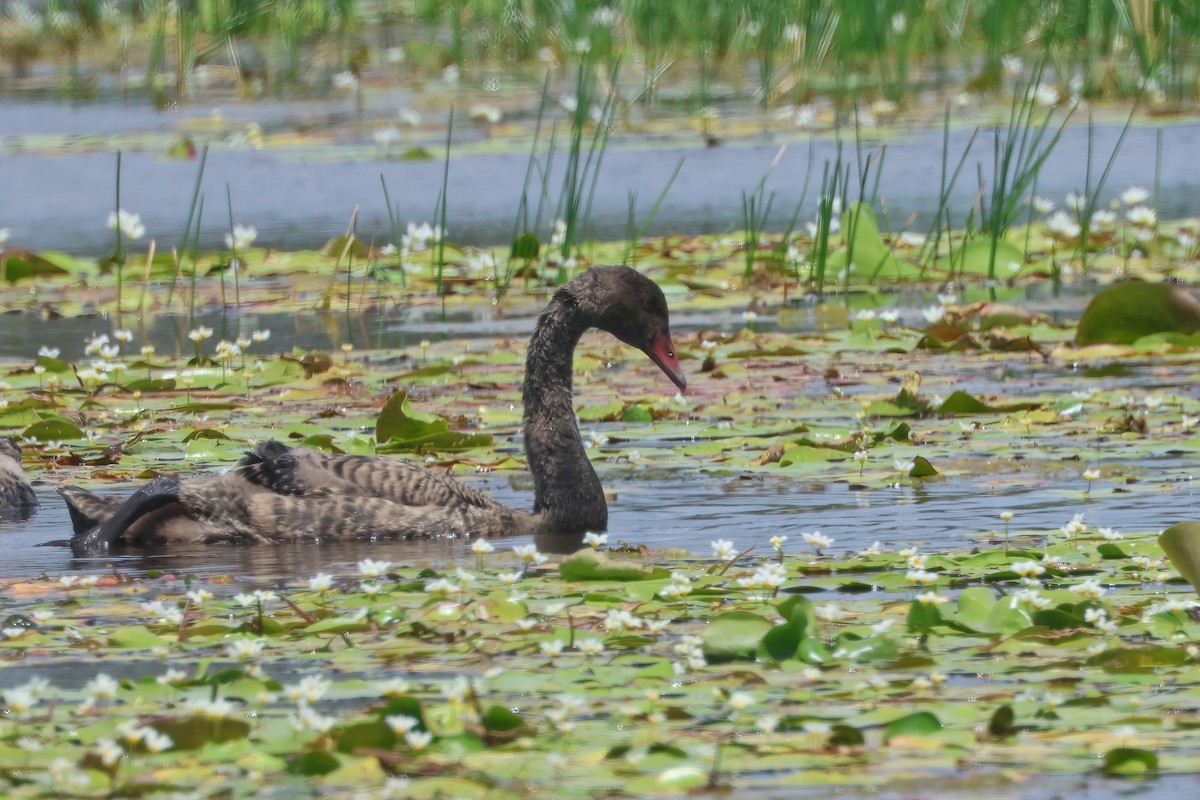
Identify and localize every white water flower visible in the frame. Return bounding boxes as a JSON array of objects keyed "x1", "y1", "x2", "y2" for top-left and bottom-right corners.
[
  {"x1": 906, "y1": 569, "x2": 939, "y2": 586},
  {"x1": 802, "y1": 530, "x2": 832, "y2": 550},
  {"x1": 726, "y1": 690, "x2": 755, "y2": 713},
  {"x1": 577, "y1": 637, "x2": 605, "y2": 656},
  {"x1": 920, "y1": 305, "x2": 944, "y2": 324},
  {"x1": 225, "y1": 223, "x2": 258, "y2": 251},
  {"x1": 143, "y1": 729, "x2": 173, "y2": 753},
  {"x1": 283, "y1": 675, "x2": 331, "y2": 704},
  {"x1": 387, "y1": 715, "x2": 420, "y2": 736},
  {"x1": 373, "y1": 126, "x2": 401, "y2": 147},
  {"x1": 357, "y1": 558, "x2": 393, "y2": 579},
  {"x1": 95, "y1": 737, "x2": 124, "y2": 767},
  {"x1": 815, "y1": 602, "x2": 844, "y2": 623},
  {"x1": 405, "y1": 729, "x2": 433, "y2": 750},
  {"x1": 711, "y1": 539, "x2": 737, "y2": 560},
  {"x1": 106, "y1": 208, "x2": 145, "y2": 240},
  {"x1": 1127, "y1": 206, "x2": 1156, "y2": 227},
  {"x1": 226, "y1": 638, "x2": 266, "y2": 661},
  {"x1": 1120, "y1": 186, "x2": 1150, "y2": 206},
  {"x1": 513, "y1": 544, "x2": 547, "y2": 565},
  {"x1": 84, "y1": 673, "x2": 119, "y2": 700},
  {"x1": 583, "y1": 532, "x2": 608, "y2": 548},
  {"x1": 1012, "y1": 561, "x2": 1046, "y2": 578},
  {"x1": 1033, "y1": 83, "x2": 1060, "y2": 107},
  {"x1": 1045, "y1": 210, "x2": 1081, "y2": 239},
  {"x1": 1071, "y1": 578, "x2": 1107, "y2": 601}
]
